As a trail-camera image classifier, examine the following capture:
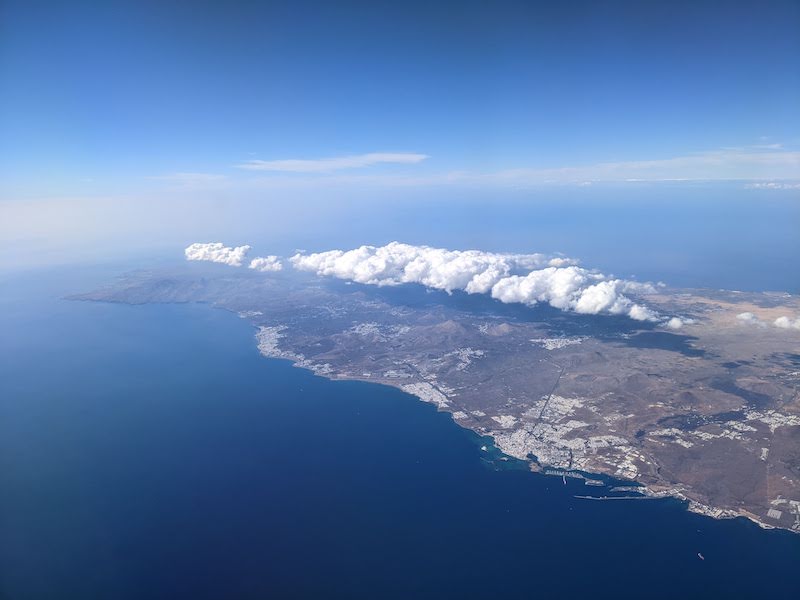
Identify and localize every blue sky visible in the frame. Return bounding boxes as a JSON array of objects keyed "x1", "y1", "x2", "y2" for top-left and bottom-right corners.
[
  {"x1": 2, "y1": 0, "x2": 799, "y2": 193},
  {"x1": 1, "y1": 1, "x2": 798, "y2": 280}
]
